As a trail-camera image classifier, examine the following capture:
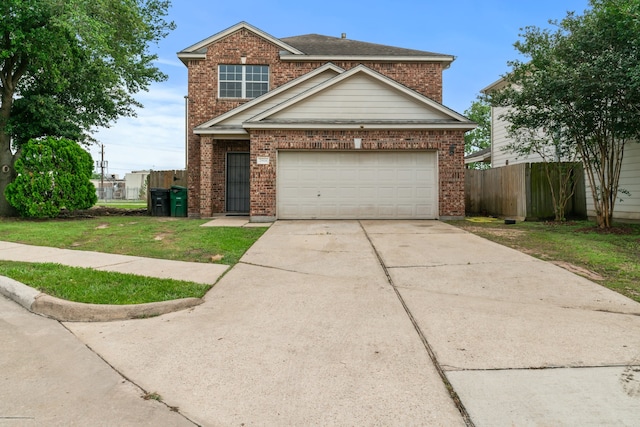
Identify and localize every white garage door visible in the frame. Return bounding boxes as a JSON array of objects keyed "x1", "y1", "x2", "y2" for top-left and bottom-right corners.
[{"x1": 277, "y1": 151, "x2": 437, "y2": 219}]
